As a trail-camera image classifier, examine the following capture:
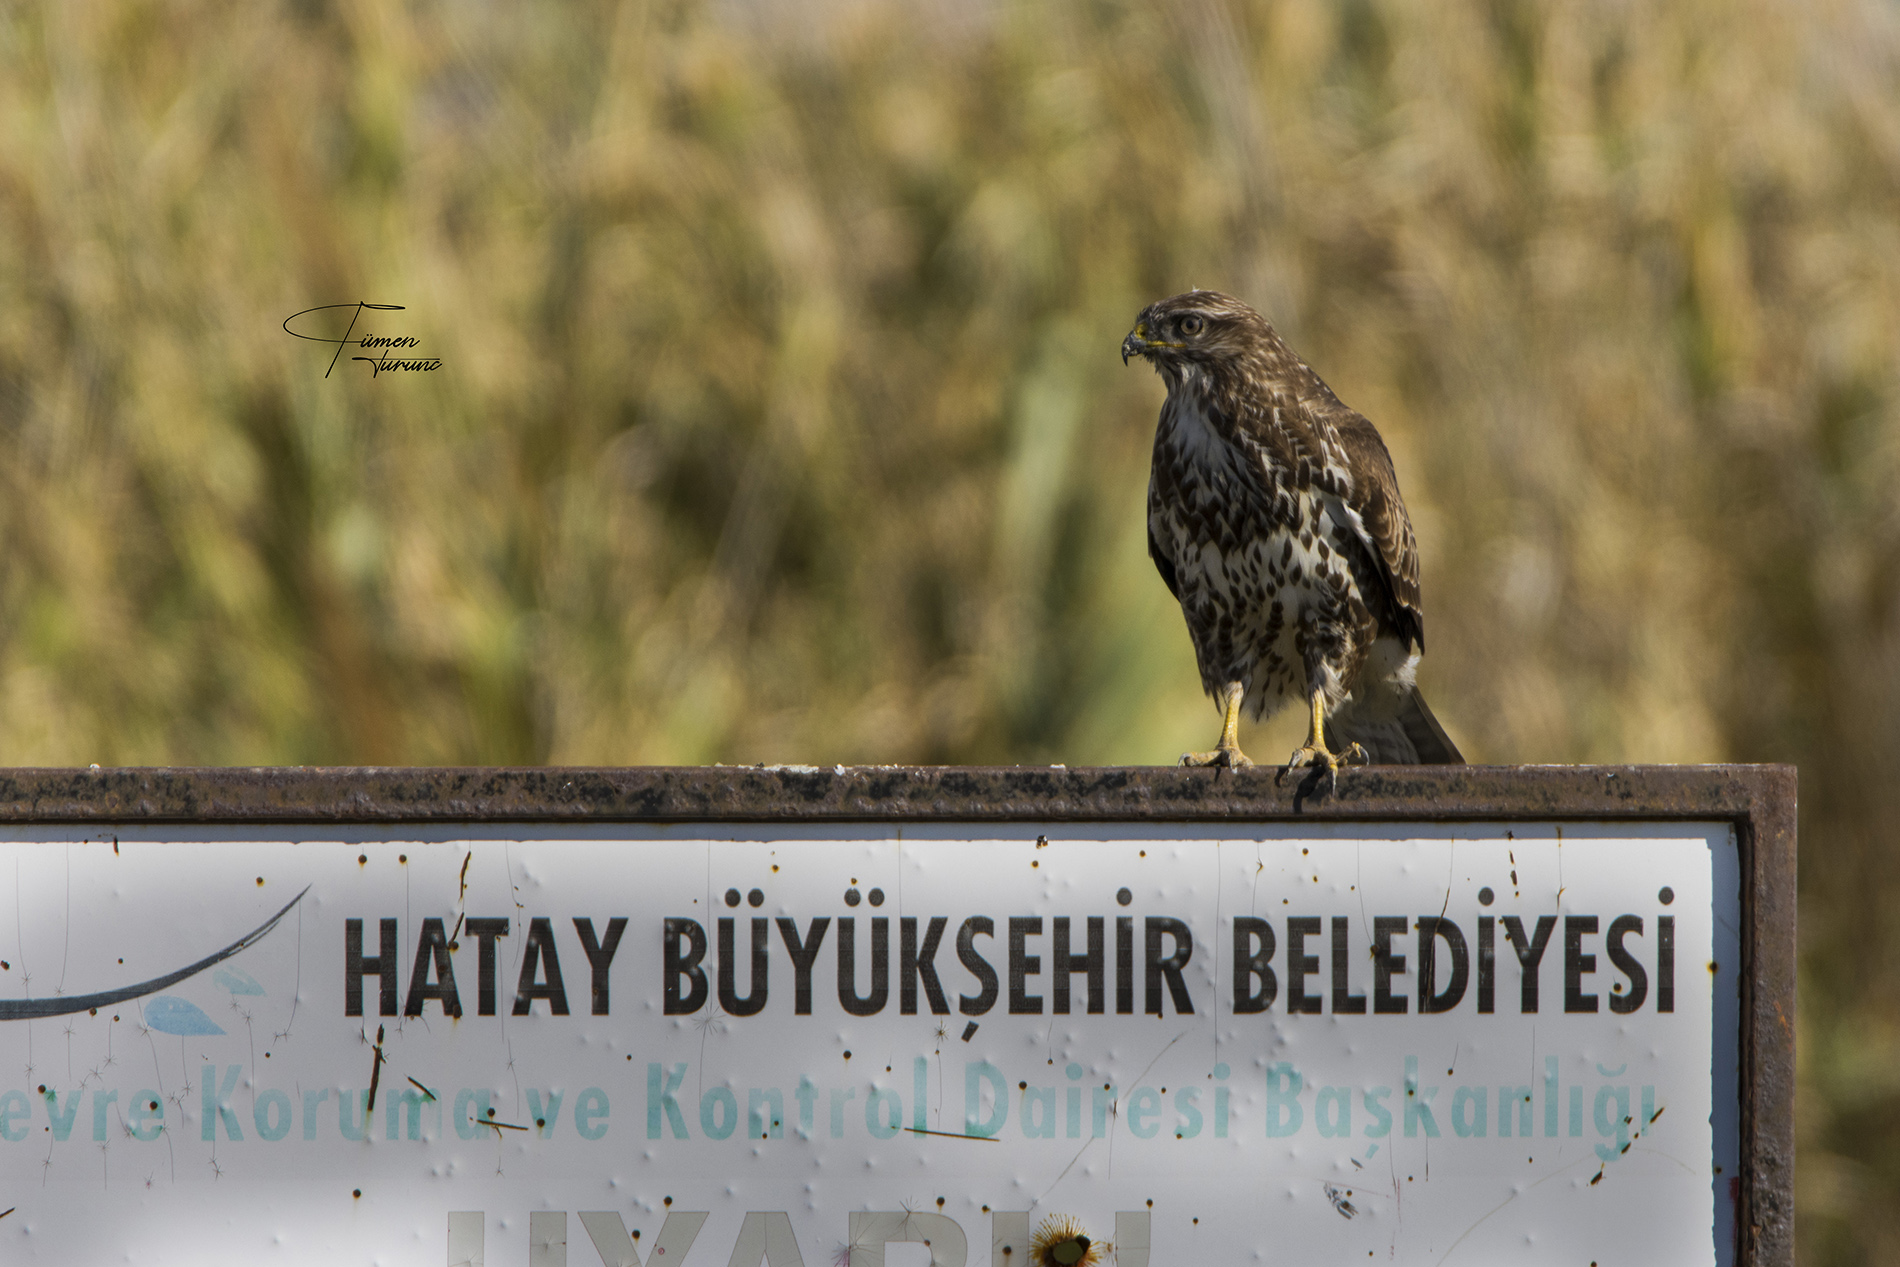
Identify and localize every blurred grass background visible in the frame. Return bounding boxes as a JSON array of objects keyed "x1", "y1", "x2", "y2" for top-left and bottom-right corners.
[{"x1": 1, "y1": 0, "x2": 1896, "y2": 1256}]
